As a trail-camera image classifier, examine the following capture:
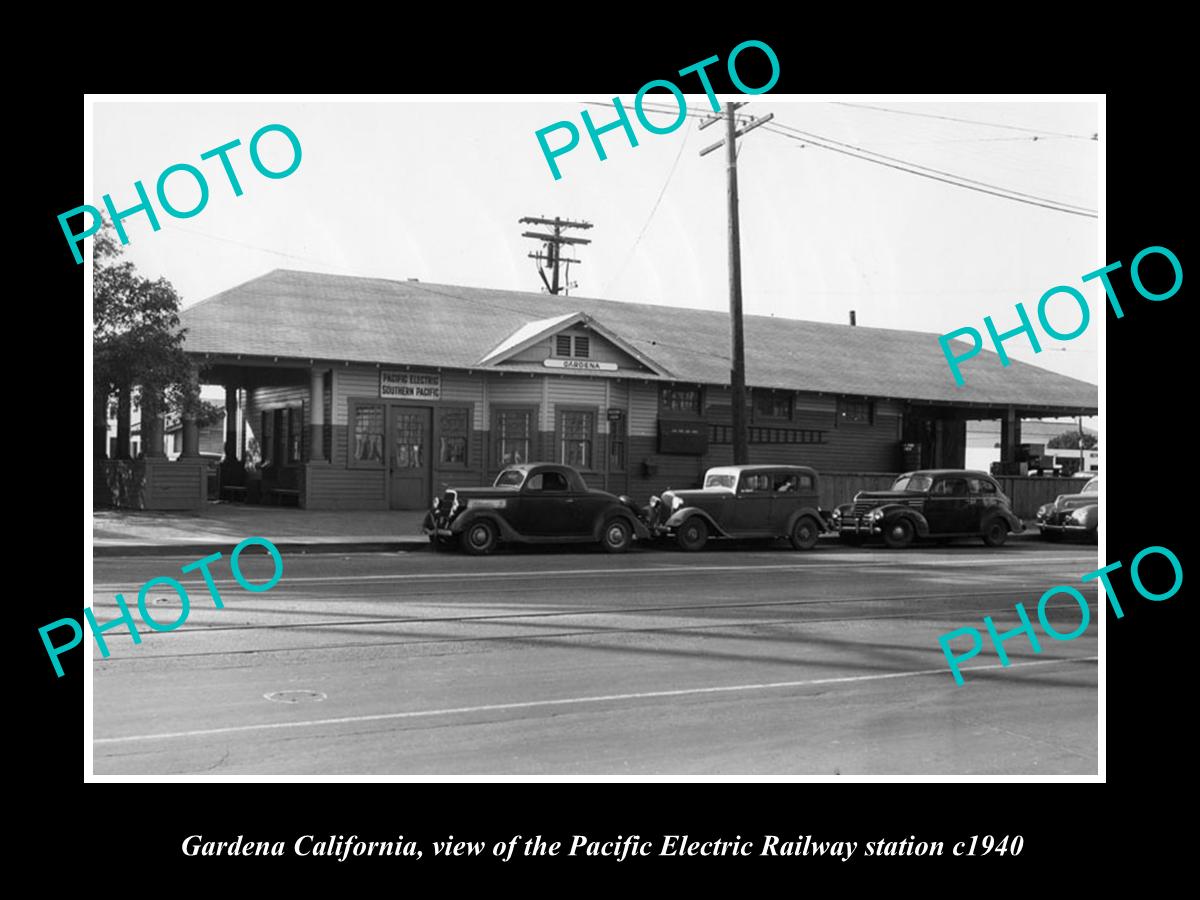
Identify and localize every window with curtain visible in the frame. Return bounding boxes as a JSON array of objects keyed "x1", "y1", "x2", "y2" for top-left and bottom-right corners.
[
  {"x1": 439, "y1": 407, "x2": 469, "y2": 466},
  {"x1": 352, "y1": 403, "x2": 385, "y2": 465},
  {"x1": 559, "y1": 410, "x2": 594, "y2": 469},
  {"x1": 495, "y1": 408, "x2": 533, "y2": 467}
]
